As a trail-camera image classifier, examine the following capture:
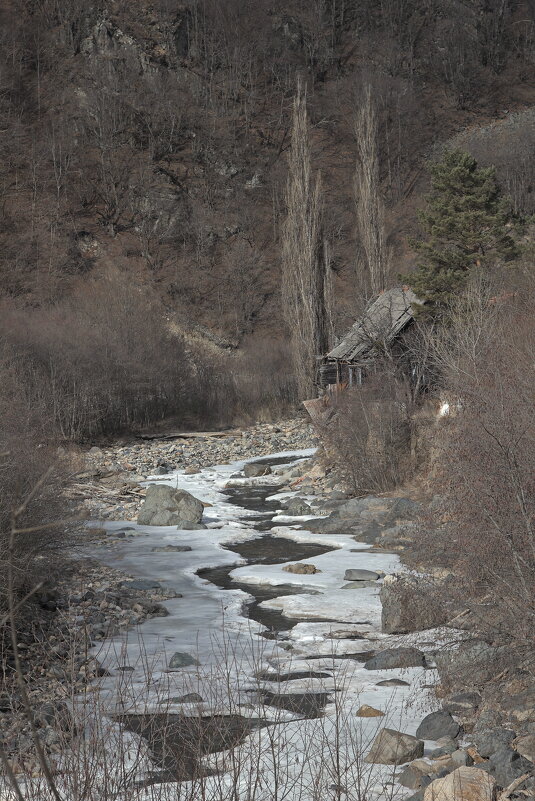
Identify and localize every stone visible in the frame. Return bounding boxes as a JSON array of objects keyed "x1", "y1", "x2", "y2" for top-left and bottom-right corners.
[
  {"x1": 423, "y1": 767, "x2": 496, "y2": 801},
  {"x1": 365, "y1": 728, "x2": 424, "y2": 765},
  {"x1": 184, "y1": 466, "x2": 201, "y2": 475},
  {"x1": 514, "y1": 734, "x2": 535, "y2": 763},
  {"x1": 282, "y1": 563, "x2": 320, "y2": 575},
  {"x1": 243, "y1": 463, "x2": 272, "y2": 478},
  {"x1": 176, "y1": 521, "x2": 207, "y2": 530},
  {"x1": 356, "y1": 704, "x2": 384, "y2": 717},
  {"x1": 380, "y1": 575, "x2": 448, "y2": 635},
  {"x1": 444, "y1": 692, "x2": 482, "y2": 716},
  {"x1": 364, "y1": 647, "x2": 426, "y2": 670},
  {"x1": 284, "y1": 497, "x2": 312, "y2": 516},
  {"x1": 486, "y1": 746, "x2": 533, "y2": 787},
  {"x1": 430, "y1": 739, "x2": 458, "y2": 758},
  {"x1": 399, "y1": 763, "x2": 428, "y2": 790},
  {"x1": 151, "y1": 545, "x2": 192, "y2": 552},
  {"x1": 168, "y1": 652, "x2": 200, "y2": 669},
  {"x1": 474, "y1": 728, "x2": 515, "y2": 758},
  {"x1": 416, "y1": 711, "x2": 462, "y2": 741},
  {"x1": 376, "y1": 679, "x2": 410, "y2": 687},
  {"x1": 137, "y1": 485, "x2": 204, "y2": 526},
  {"x1": 344, "y1": 569, "x2": 380, "y2": 581}
]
